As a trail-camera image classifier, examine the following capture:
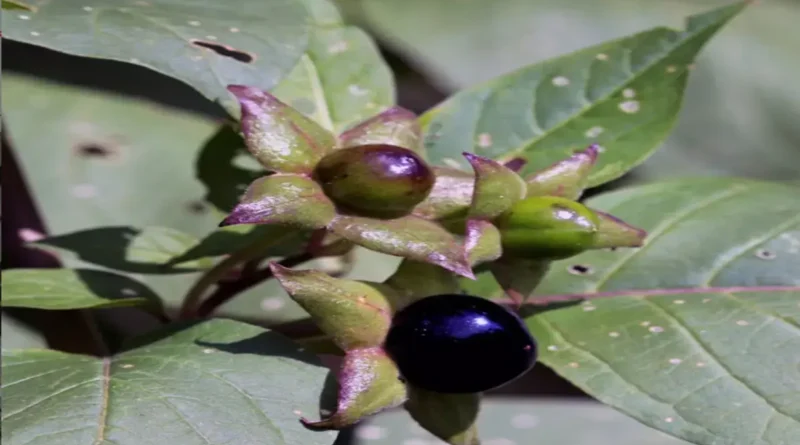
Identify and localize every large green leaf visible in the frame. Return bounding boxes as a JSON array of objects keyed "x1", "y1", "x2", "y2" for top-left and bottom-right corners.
[
  {"x1": 272, "y1": 0, "x2": 394, "y2": 133},
  {"x1": 2, "y1": 0, "x2": 311, "y2": 115},
  {"x1": 1, "y1": 268, "x2": 159, "y2": 310},
  {"x1": 353, "y1": 398, "x2": 689, "y2": 444},
  {"x1": 415, "y1": 2, "x2": 746, "y2": 186},
  {"x1": 1, "y1": 319, "x2": 337, "y2": 445},
  {"x1": 358, "y1": 0, "x2": 800, "y2": 183},
  {"x1": 524, "y1": 178, "x2": 800, "y2": 445}
]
